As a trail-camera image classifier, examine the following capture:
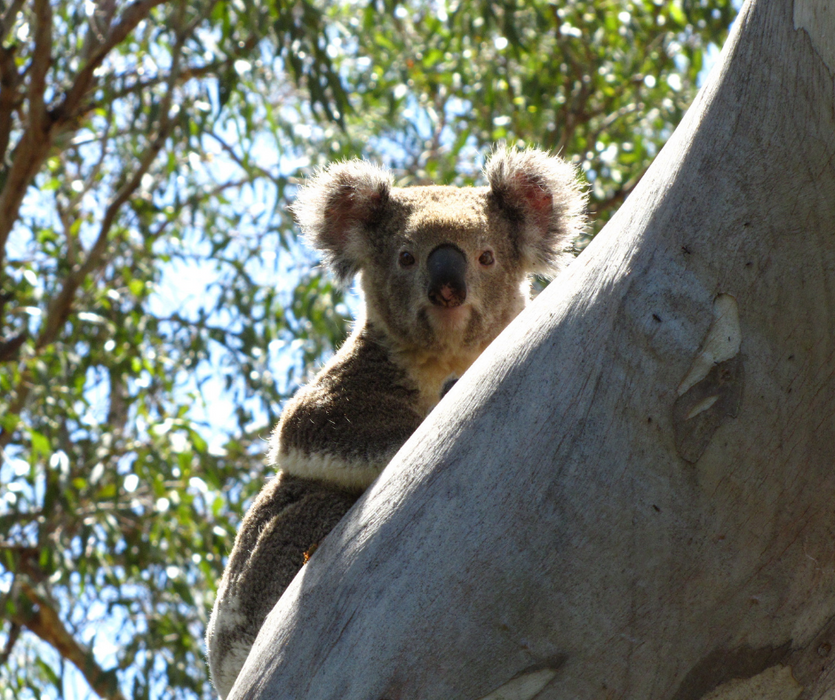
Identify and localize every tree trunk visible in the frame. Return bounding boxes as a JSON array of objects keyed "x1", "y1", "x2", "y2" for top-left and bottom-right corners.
[{"x1": 230, "y1": 0, "x2": 835, "y2": 697}]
